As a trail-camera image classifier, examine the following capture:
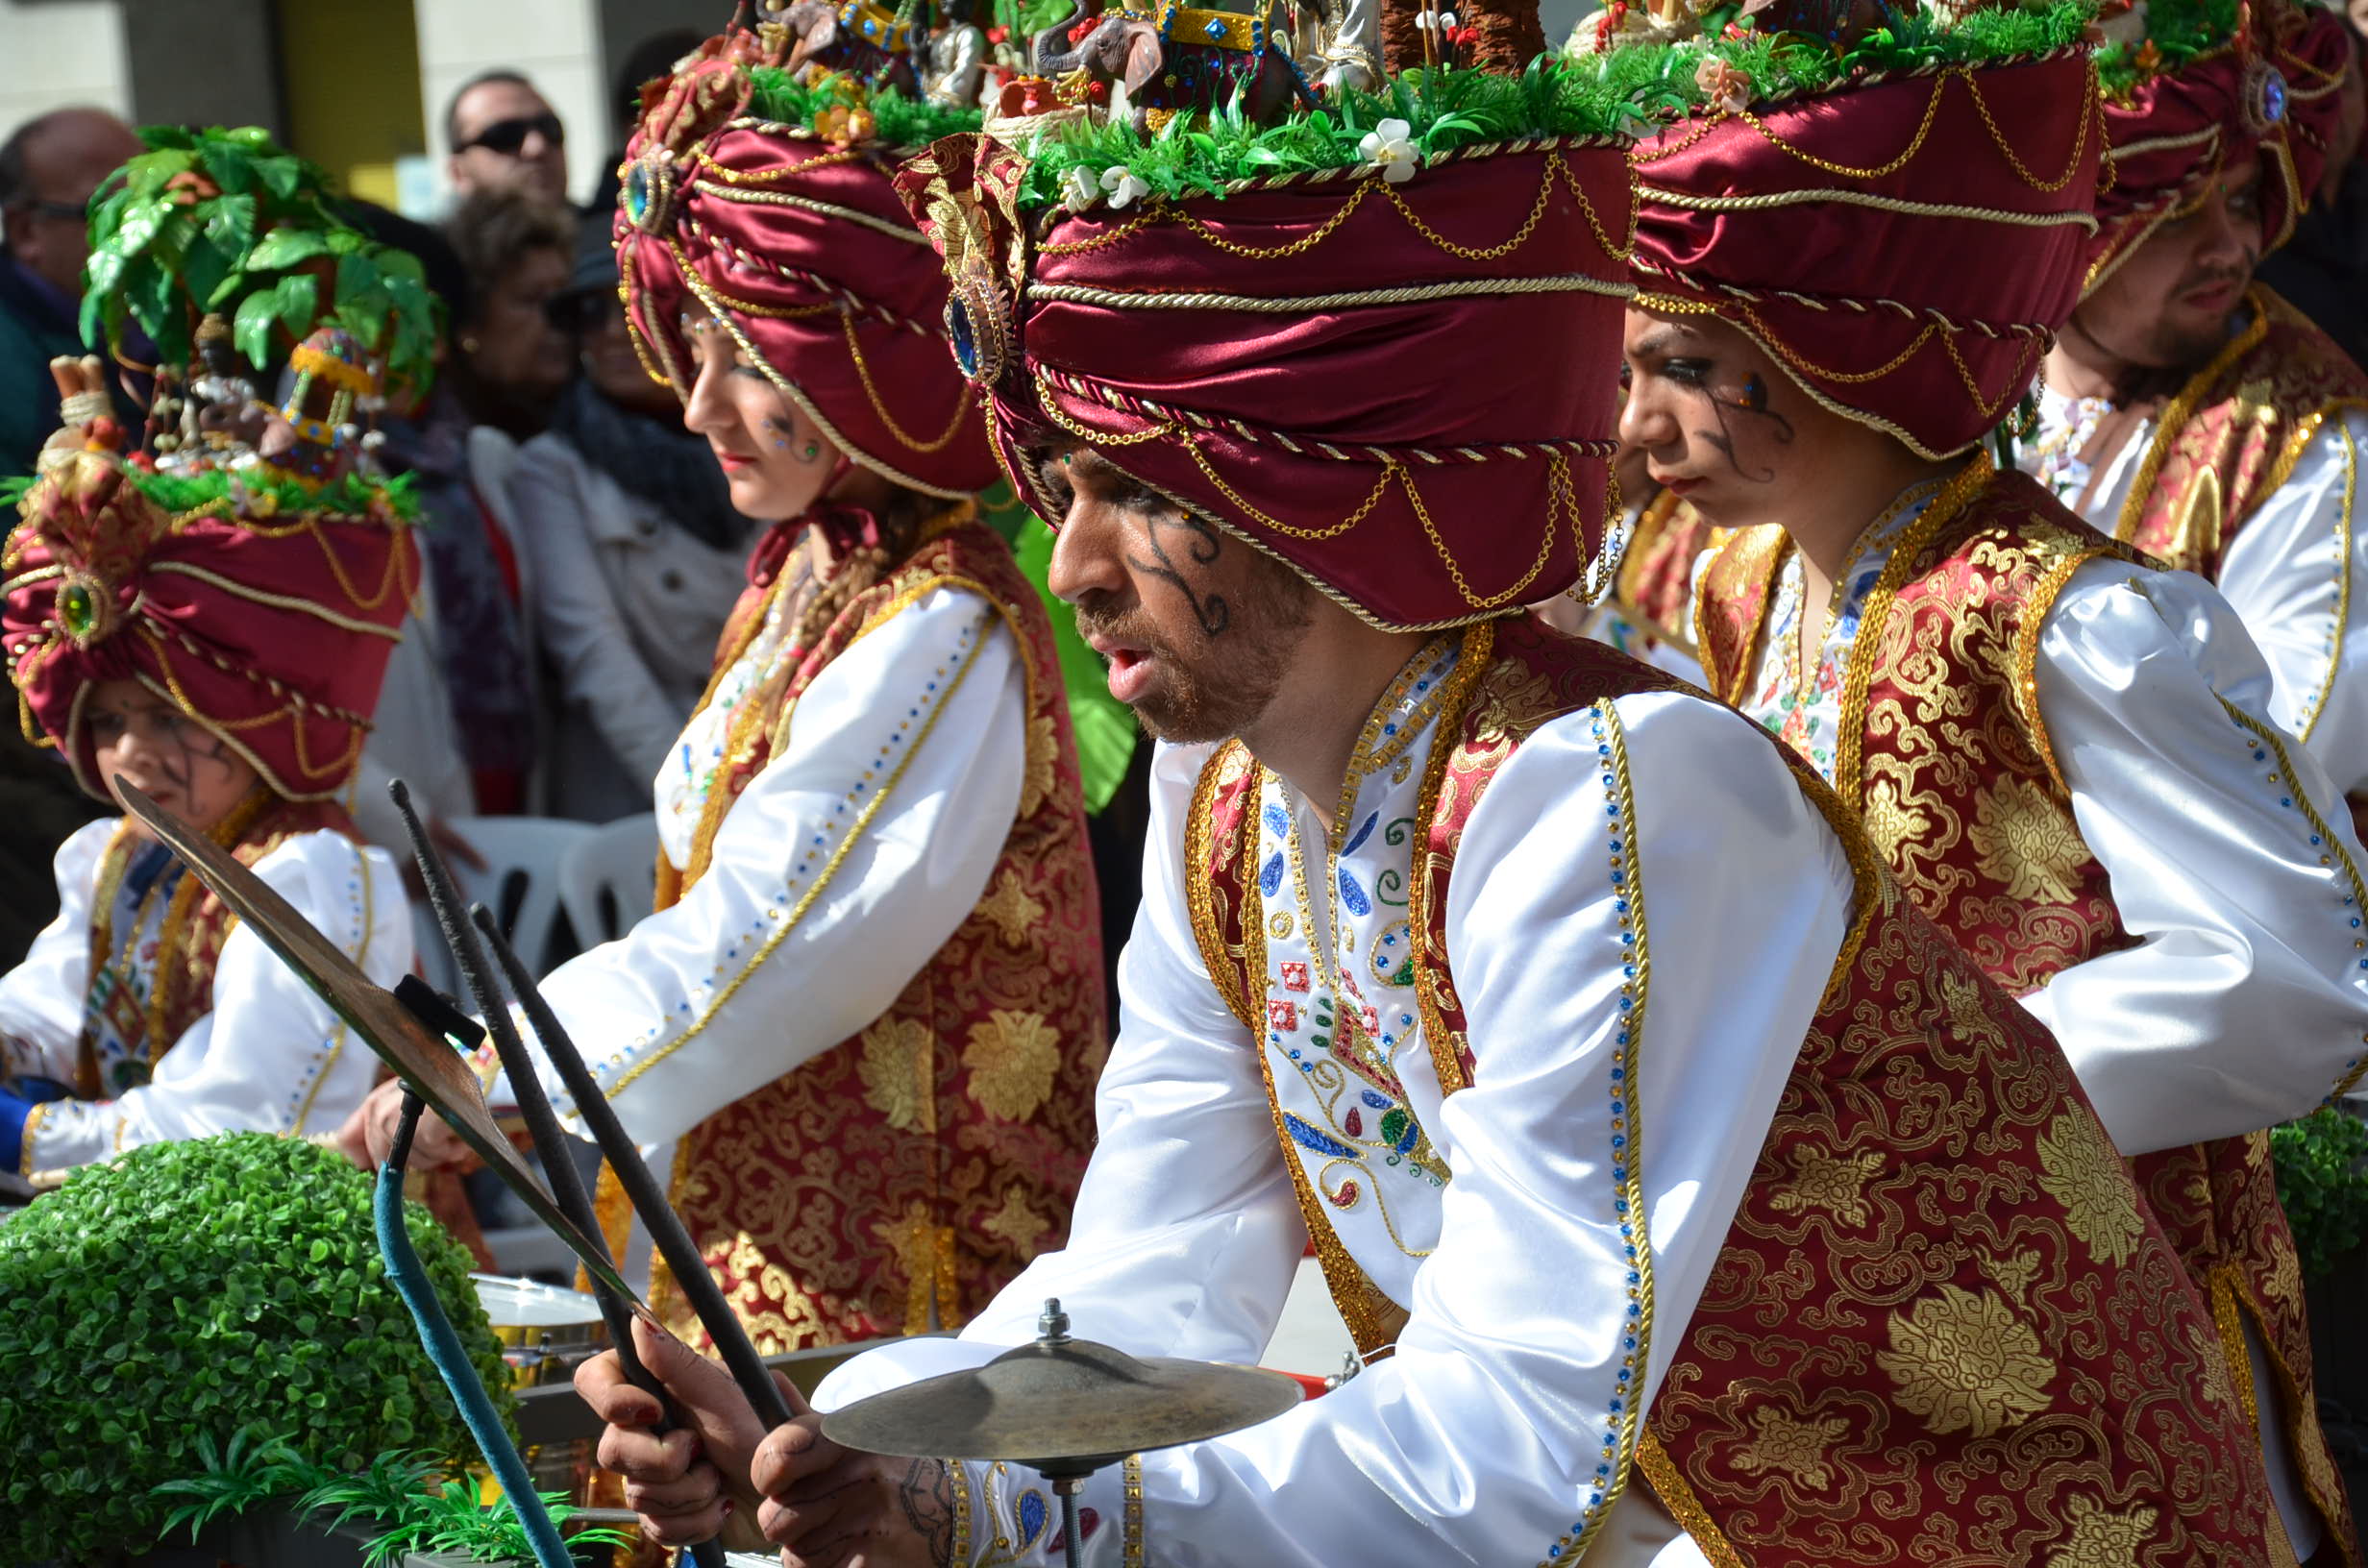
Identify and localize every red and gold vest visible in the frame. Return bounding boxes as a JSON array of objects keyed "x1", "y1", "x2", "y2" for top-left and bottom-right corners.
[
  {"x1": 2111, "y1": 285, "x2": 2368, "y2": 578},
  {"x1": 1614, "y1": 488, "x2": 1723, "y2": 658},
  {"x1": 1698, "y1": 468, "x2": 2358, "y2": 1561},
  {"x1": 609, "y1": 510, "x2": 1105, "y2": 1354},
  {"x1": 1191, "y1": 618, "x2": 2273, "y2": 1564}
]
